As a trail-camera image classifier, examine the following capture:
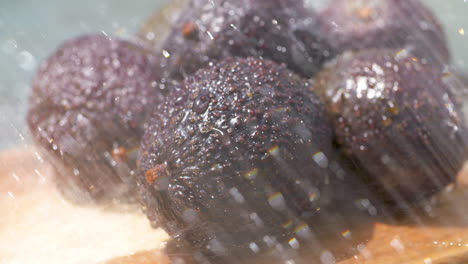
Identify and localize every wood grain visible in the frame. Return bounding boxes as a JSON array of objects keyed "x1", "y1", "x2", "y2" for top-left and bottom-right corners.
[{"x1": 2, "y1": 147, "x2": 468, "y2": 264}]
